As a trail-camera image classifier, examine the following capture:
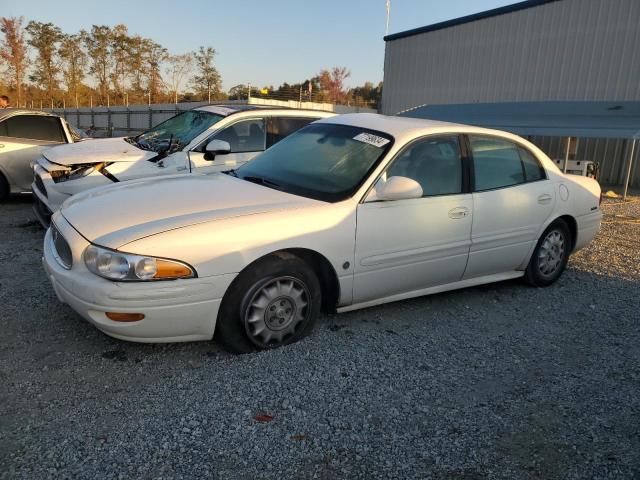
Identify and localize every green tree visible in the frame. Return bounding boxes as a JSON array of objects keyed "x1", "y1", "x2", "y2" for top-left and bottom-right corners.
[
  {"x1": 191, "y1": 46, "x2": 222, "y2": 103},
  {"x1": 144, "y1": 39, "x2": 167, "y2": 103},
  {"x1": 25, "y1": 21, "x2": 63, "y2": 103},
  {"x1": 0, "y1": 17, "x2": 29, "y2": 106},
  {"x1": 109, "y1": 24, "x2": 130, "y2": 104},
  {"x1": 58, "y1": 33, "x2": 87, "y2": 106},
  {"x1": 83, "y1": 25, "x2": 112, "y2": 104},
  {"x1": 349, "y1": 81, "x2": 382, "y2": 109},
  {"x1": 128, "y1": 34, "x2": 146, "y2": 101}
]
